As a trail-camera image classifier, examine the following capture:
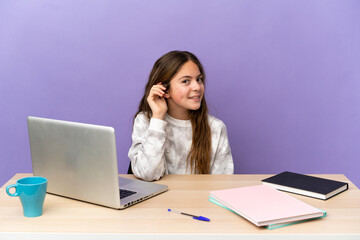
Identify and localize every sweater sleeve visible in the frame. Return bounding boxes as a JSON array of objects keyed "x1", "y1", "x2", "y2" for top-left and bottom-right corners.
[
  {"x1": 210, "y1": 121, "x2": 234, "y2": 174},
  {"x1": 128, "y1": 113, "x2": 167, "y2": 181}
]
